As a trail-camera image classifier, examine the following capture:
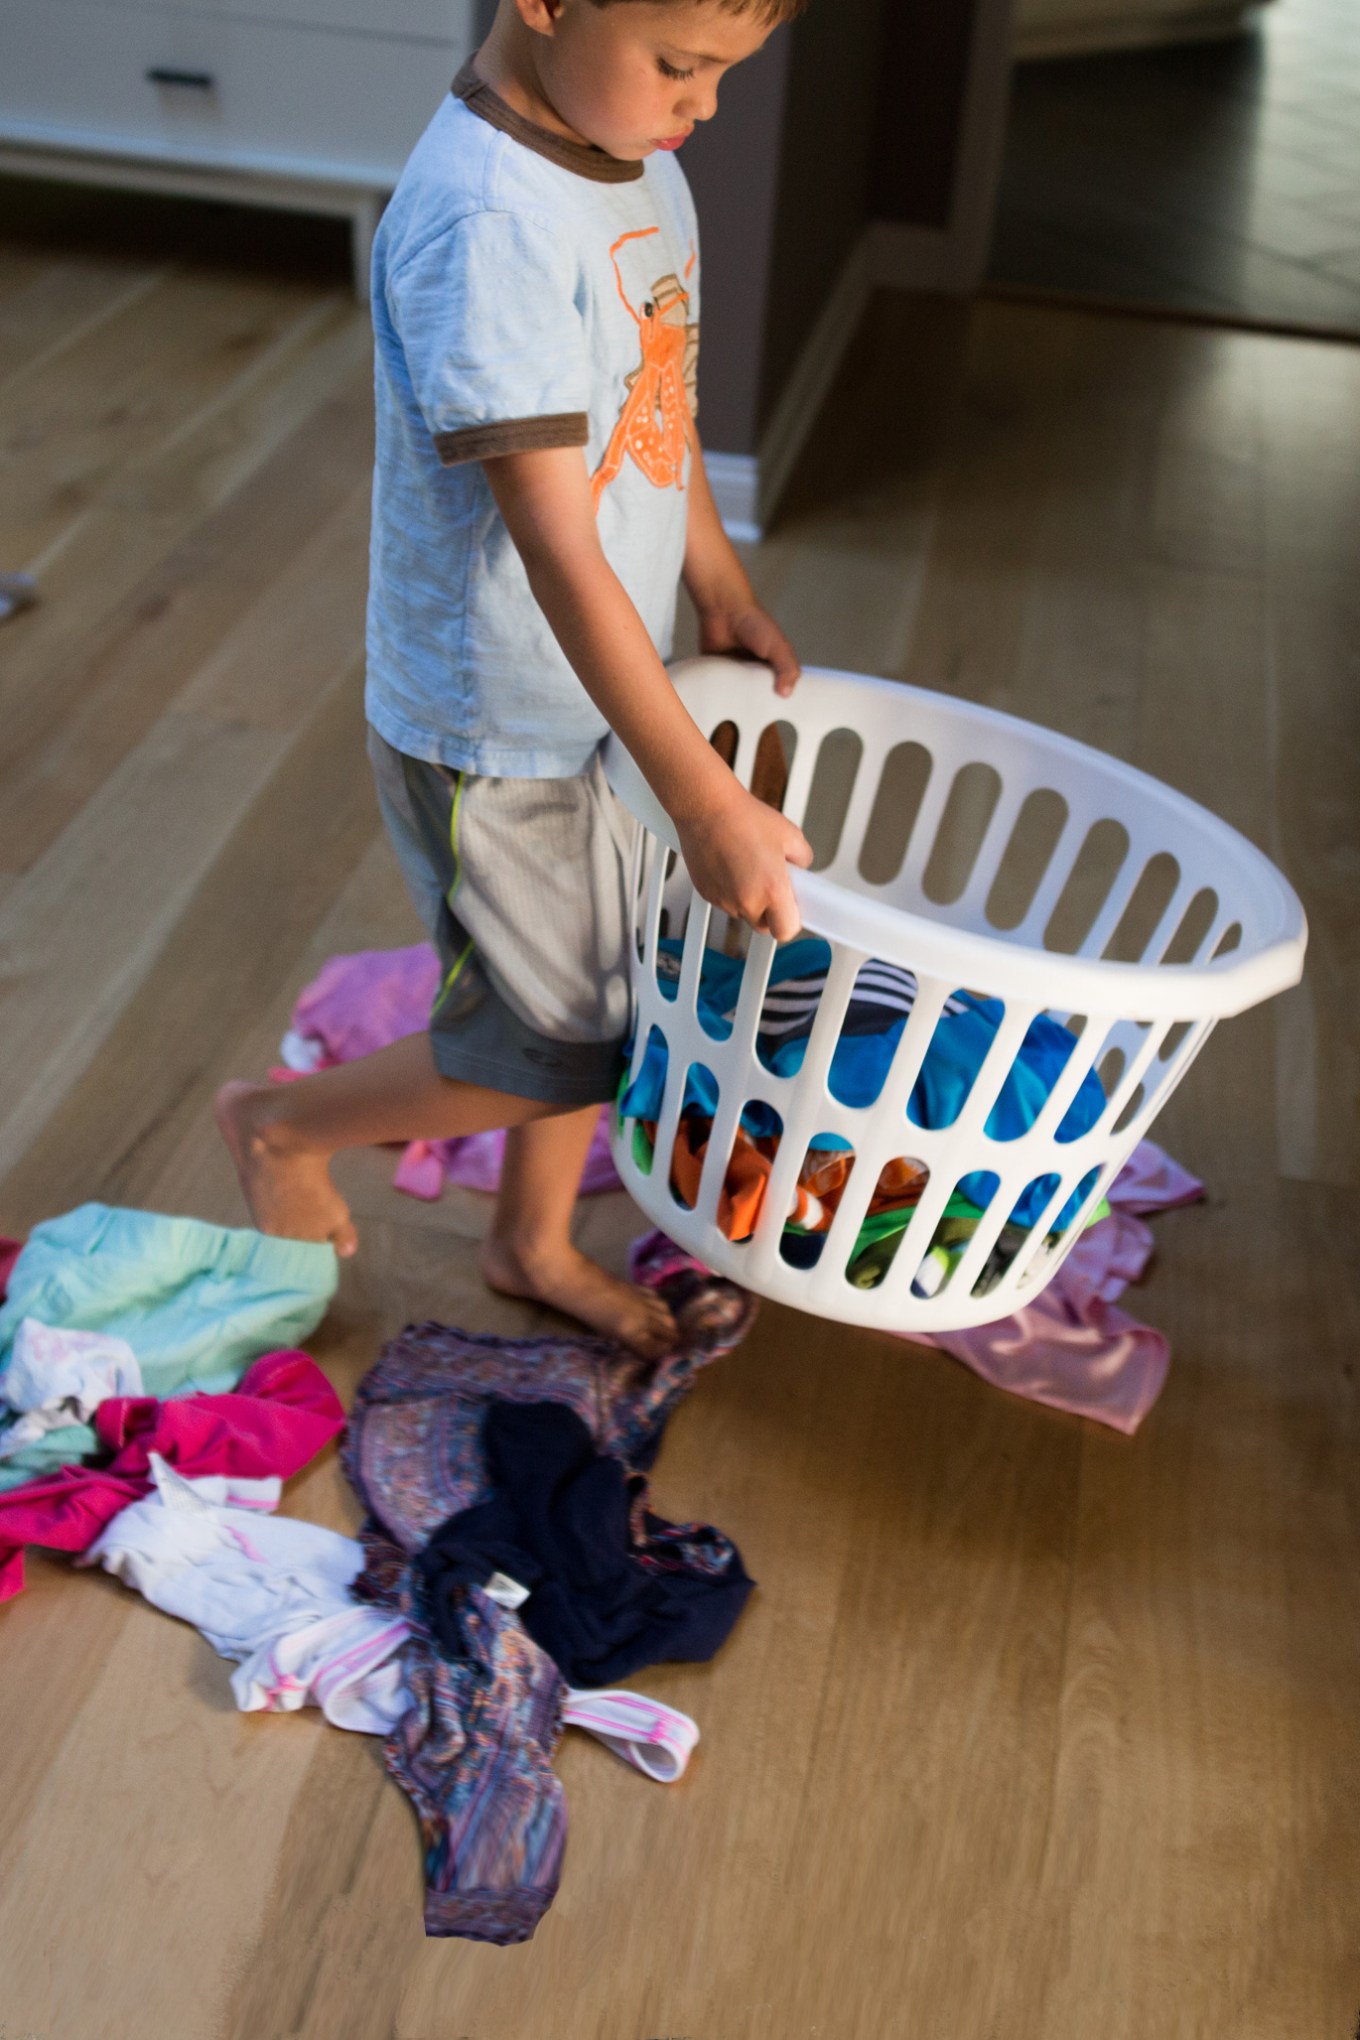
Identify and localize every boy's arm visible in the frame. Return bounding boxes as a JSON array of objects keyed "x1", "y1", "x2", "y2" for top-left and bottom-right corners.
[
  {"x1": 682, "y1": 439, "x2": 800, "y2": 700},
  {"x1": 483, "y1": 446, "x2": 811, "y2": 942}
]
